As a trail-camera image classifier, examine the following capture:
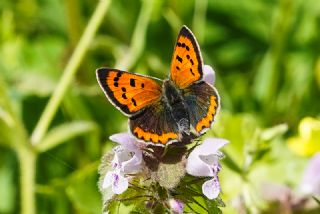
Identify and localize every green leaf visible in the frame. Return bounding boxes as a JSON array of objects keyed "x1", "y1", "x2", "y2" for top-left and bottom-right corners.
[
  {"x1": 36, "y1": 121, "x2": 97, "y2": 152},
  {"x1": 222, "y1": 152, "x2": 243, "y2": 174},
  {"x1": 66, "y1": 172, "x2": 101, "y2": 214},
  {"x1": 0, "y1": 107, "x2": 15, "y2": 128},
  {"x1": 0, "y1": 160, "x2": 16, "y2": 213}
]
